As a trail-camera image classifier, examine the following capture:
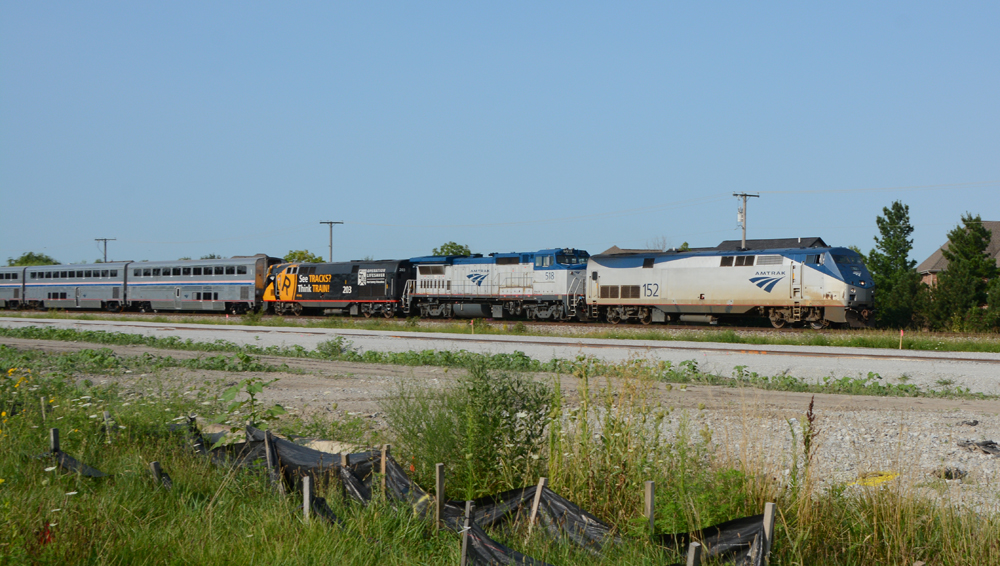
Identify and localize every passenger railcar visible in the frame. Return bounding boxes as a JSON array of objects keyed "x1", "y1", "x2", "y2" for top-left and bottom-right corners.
[
  {"x1": 22, "y1": 264, "x2": 127, "y2": 311},
  {"x1": 406, "y1": 248, "x2": 590, "y2": 319},
  {"x1": 0, "y1": 266, "x2": 25, "y2": 309},
  {"x1": 263, "y1": 259, "x2": 415, "y2": 317},
  {"x1": 127, "y1": 255, "x2": 278, "y2": 313},
  {"x1": 585, "y1": 240, "x2": 874, "y2": 328}
]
